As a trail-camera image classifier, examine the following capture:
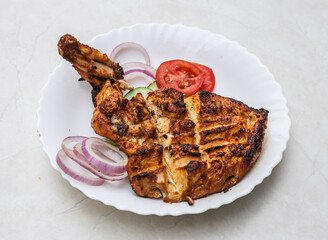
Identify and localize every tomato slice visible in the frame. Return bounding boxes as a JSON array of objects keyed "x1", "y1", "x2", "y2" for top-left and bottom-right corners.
[
  {"x1": 192, "y1": 63, "x2": 216, "y2": 92},
  {"x1": 155, "y1": 60, "x2": 205, "y2": 96}
]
